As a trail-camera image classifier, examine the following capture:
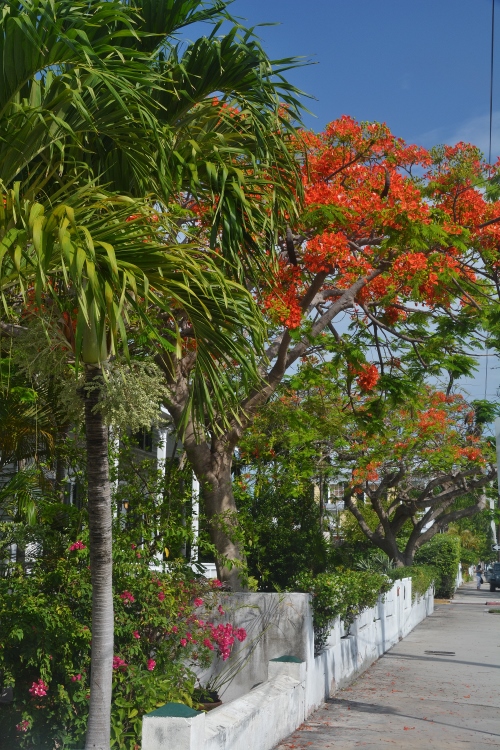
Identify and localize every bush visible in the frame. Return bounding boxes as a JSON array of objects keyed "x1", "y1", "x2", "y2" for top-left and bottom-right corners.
[
  {"x1": 415, "y1": 535, "x2": 461, "y2": 598},
  {"x1": 235, "y1": 485, "x2": 330, "y2": 591},
  {"x1": 296, "y1": 570, "x2": 392, "y2": 652},
  {"x1": 388, "y1": 565, "x2": 436, "y2": 599},
  {"x1": 0, "y1": 538, "x2": 238, "y2": 750}
]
